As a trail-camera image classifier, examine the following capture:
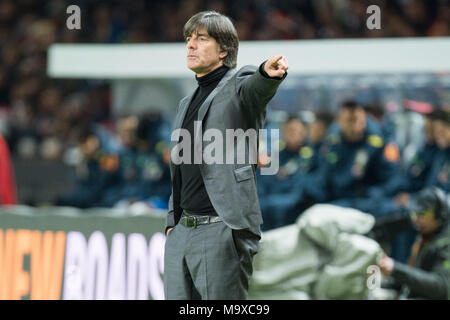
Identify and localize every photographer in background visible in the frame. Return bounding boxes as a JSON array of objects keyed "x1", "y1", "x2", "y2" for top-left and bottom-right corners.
[{"x1": 378, "y1": 187, "x2": 450, "y2": 299}]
